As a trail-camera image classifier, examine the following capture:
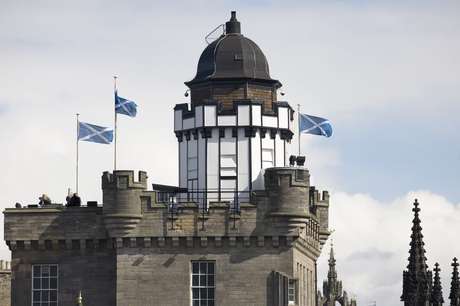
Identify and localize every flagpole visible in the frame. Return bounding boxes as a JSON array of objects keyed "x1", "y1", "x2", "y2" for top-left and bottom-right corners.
[
  {"x1": 114, "y1": 76, "x2": 118, "y2": 171},
  {"x1": 76, "y1": 113, "x2": 80, "y2": 194},
  {"x1": 297, "y1": 104, "x2": 301, "y2": 156}
]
